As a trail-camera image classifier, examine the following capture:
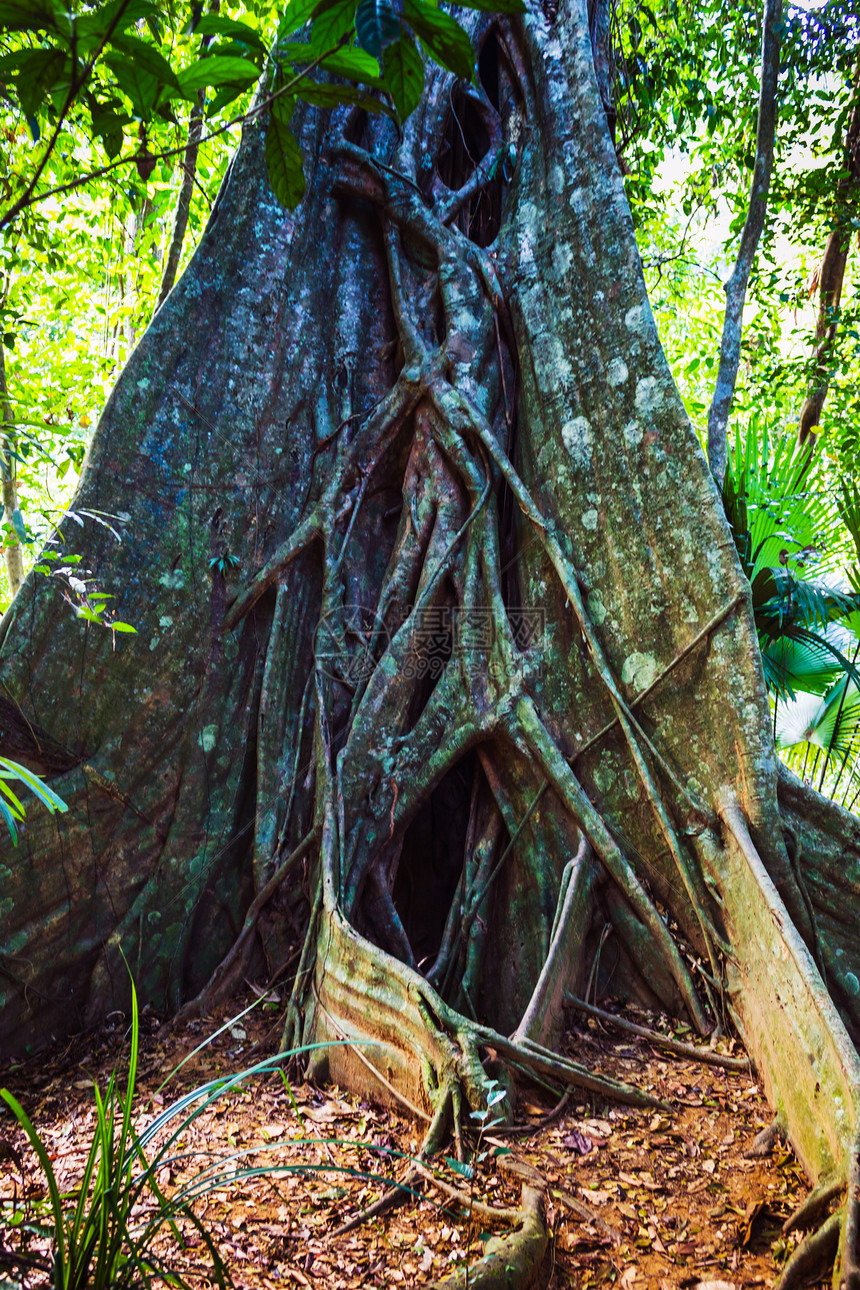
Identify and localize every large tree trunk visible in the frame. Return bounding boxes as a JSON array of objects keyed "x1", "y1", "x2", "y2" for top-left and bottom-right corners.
[{"x1": 2, "y1": 0, "x2": 859, "y2": 1281}]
